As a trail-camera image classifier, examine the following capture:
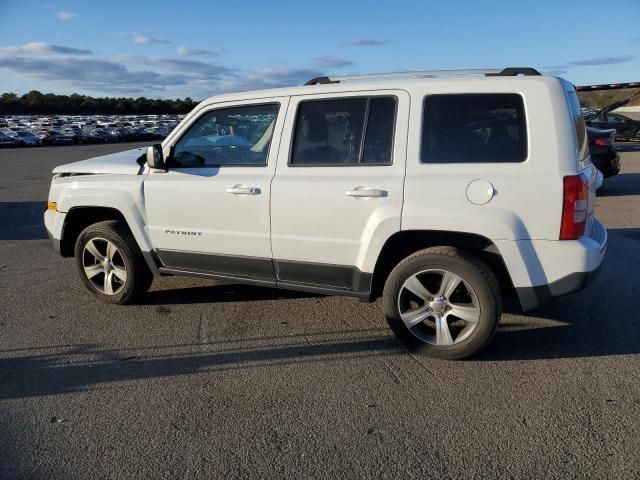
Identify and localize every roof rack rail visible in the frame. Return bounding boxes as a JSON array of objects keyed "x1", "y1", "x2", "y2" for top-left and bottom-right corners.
[{"x1": 304, "y1": 67, "x2": 540, "y2": 85}]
